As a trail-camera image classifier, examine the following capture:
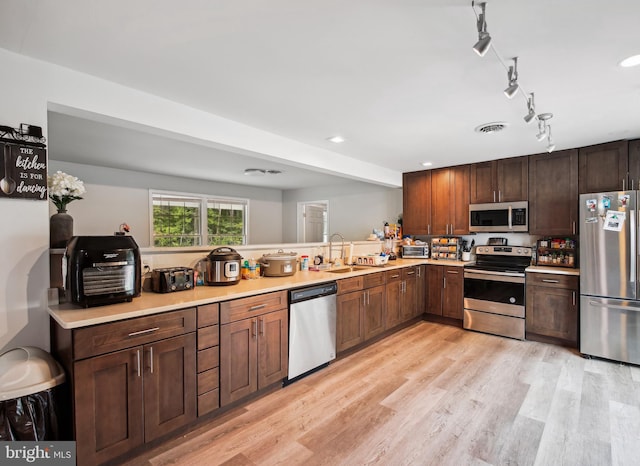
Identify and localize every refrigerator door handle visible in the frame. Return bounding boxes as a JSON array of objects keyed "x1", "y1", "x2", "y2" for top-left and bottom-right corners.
[
  {"x1": 631, "y1": 209, "x2": 636, "y2": 284},
  {"x1": 588, "y1": 299, "x2": 640, "y2": 313}
]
